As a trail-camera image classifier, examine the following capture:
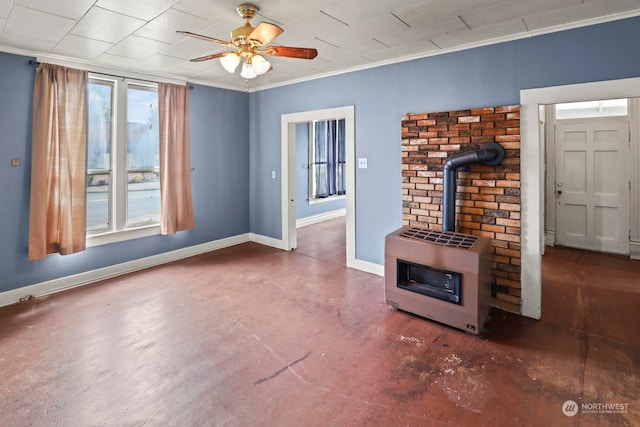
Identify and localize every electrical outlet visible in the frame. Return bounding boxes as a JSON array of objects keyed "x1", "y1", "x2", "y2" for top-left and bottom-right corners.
[{"x1": 358, "y1": 158, "x2": 368, "y2": 169}]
